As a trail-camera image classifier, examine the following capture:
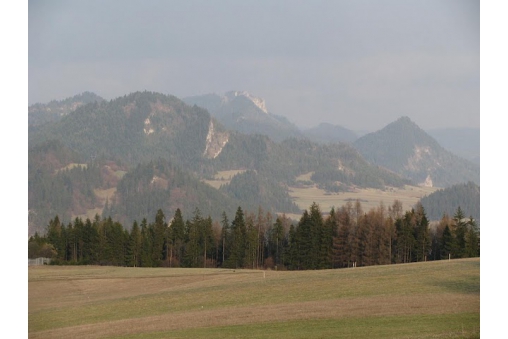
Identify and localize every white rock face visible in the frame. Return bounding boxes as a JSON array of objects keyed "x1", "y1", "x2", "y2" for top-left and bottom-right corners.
[
  {"x1": 420, "y1": 174, "x2": 433, "y2": 187},
  {"x1": 405, "y1": 146, "x2": 432, "y2": 171},
  {"x1": 203, "y1": 120, "x2": 229, "y2": 159},
  {"x1": 144, "y1": 118, "x2": 154, "y2": 135}
]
